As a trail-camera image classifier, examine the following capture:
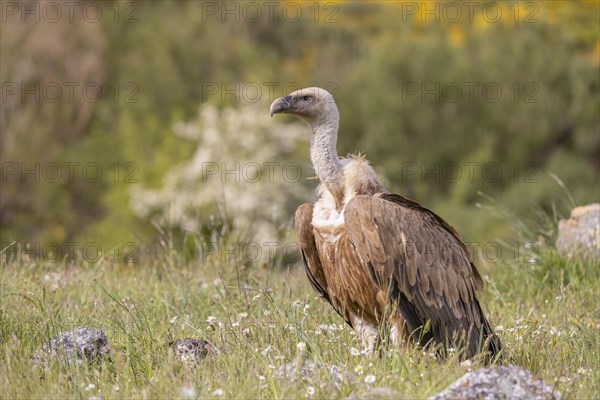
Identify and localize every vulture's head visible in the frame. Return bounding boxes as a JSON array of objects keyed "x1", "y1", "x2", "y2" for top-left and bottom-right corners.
[{"x1": 269, "y1": 87, "x2": 338, "y2": 127}]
